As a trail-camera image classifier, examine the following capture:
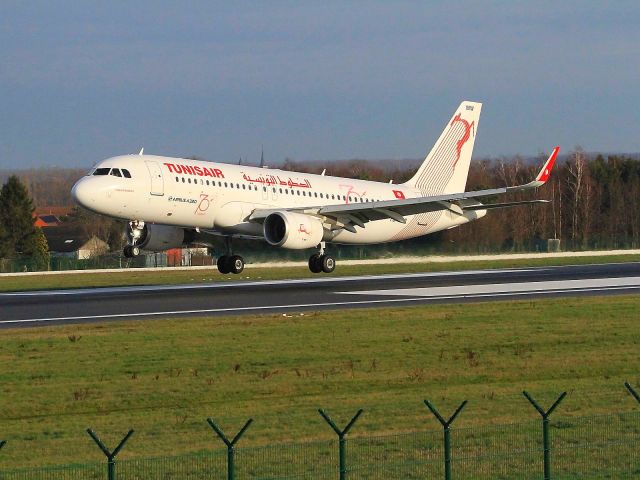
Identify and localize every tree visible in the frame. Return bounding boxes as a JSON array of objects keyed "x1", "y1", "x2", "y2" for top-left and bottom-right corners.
[
  {"x1": 24, "y1": 226, "x2": 50, "y2": 270},
  {"x1": 566, "y1": 148, "x2": 589, "y2": 248},
  {"x1": 0, "y1": 175, "x2": 37, "y2": 258}
]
